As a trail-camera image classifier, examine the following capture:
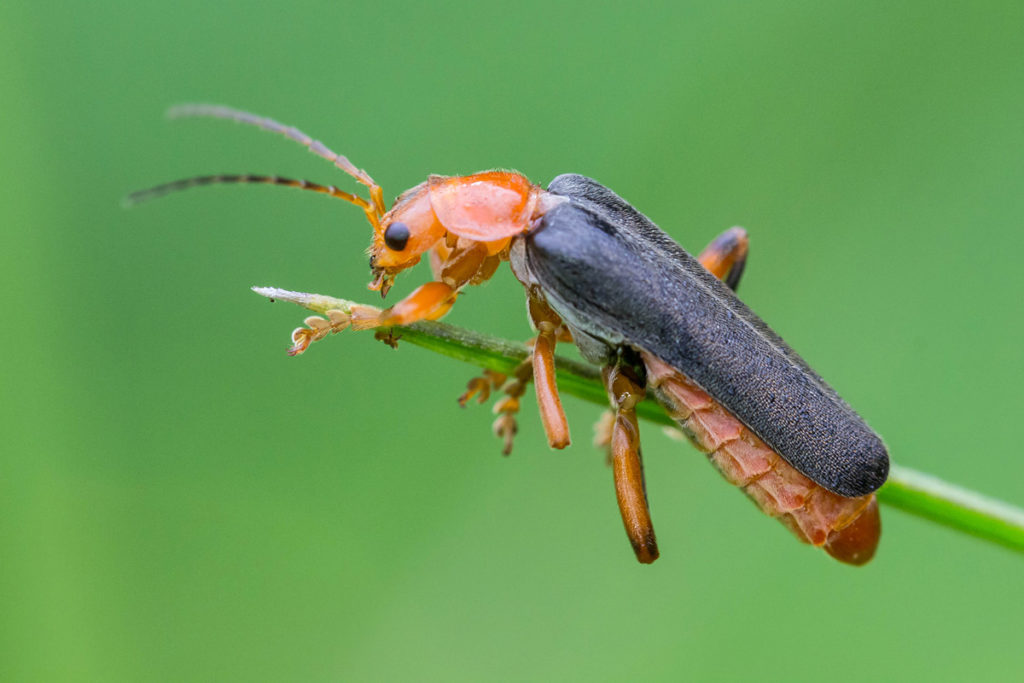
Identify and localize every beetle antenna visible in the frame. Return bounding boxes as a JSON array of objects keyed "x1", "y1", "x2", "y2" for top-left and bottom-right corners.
[
  {"x1": 122, "y1": 173, "x2": 374, "y2": 214},
  {"x1": 166, "y1": 104, "x2": 386, "y2": 219}
]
